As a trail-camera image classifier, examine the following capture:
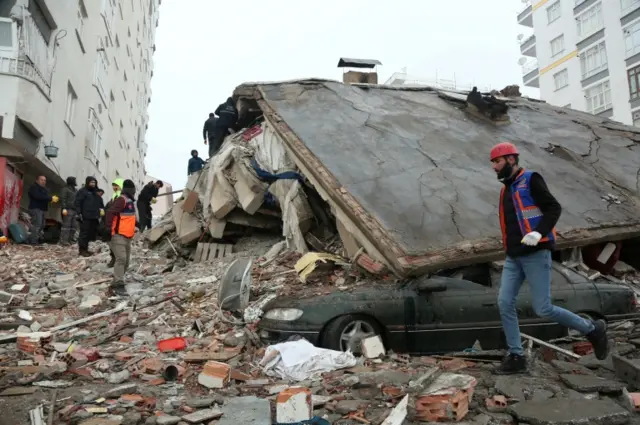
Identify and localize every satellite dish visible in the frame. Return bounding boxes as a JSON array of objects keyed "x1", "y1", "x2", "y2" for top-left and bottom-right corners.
[
  {"x1": 218, "y1": 258, "x2": 253, "y2": 311},
  {"x1": 517, "y1": 34, "x2": 524, "y2": 41},
  {"x1": 518, "y1": 57, "x2": 528, "y2": 66}
]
